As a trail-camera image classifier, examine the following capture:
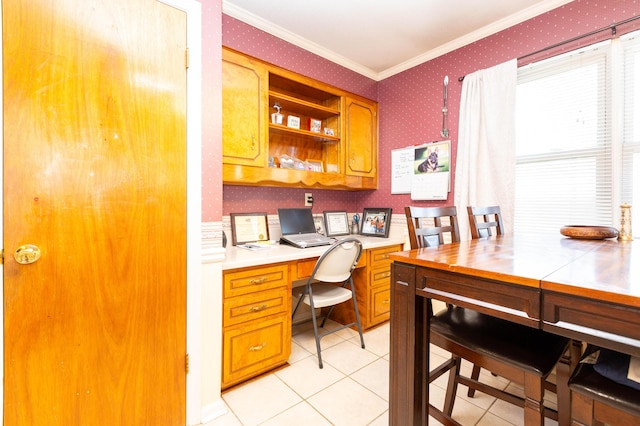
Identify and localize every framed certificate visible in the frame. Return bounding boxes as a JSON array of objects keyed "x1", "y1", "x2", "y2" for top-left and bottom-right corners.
[
  {"x1": 323, "y1": 211, "x2": 350, "y2": 237},
  {"x1": 230, "y1": 212, "x2": 269, "y2": 245}
]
